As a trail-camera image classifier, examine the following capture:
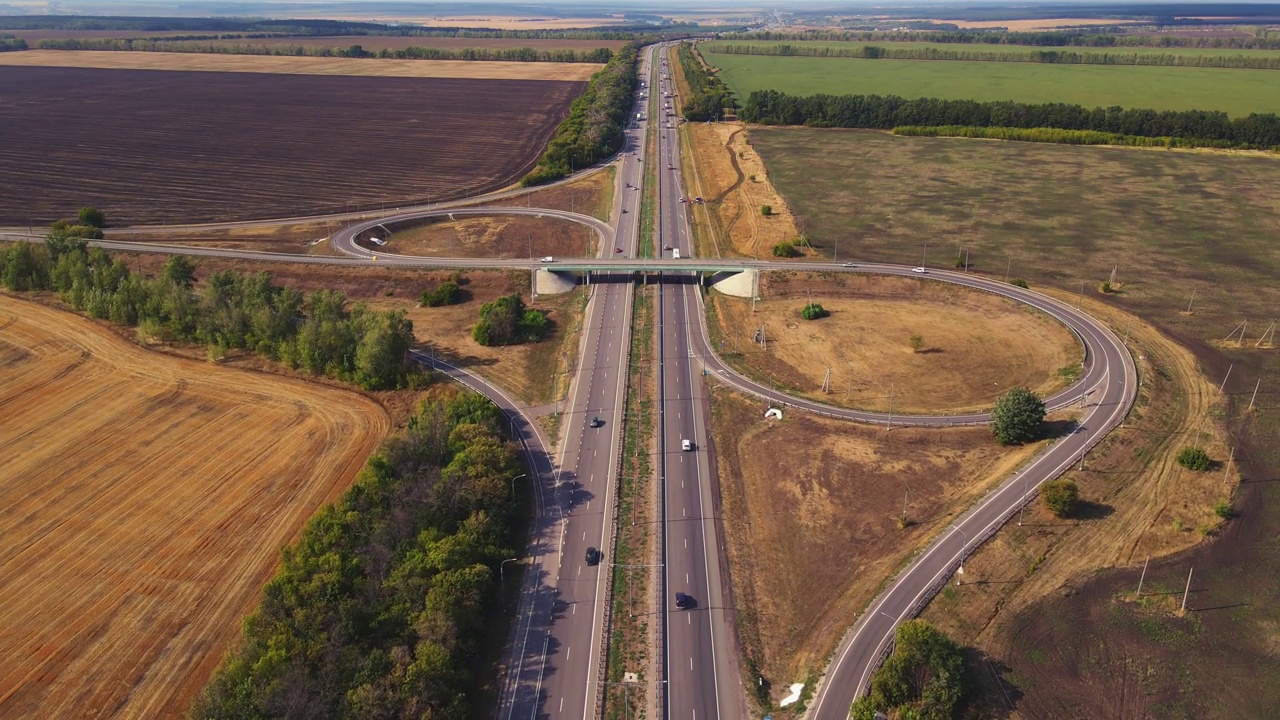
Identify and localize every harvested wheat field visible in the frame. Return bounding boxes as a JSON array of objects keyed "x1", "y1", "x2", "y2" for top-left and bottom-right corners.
[
  {"x1": 0, "y1": 294, "x2": 389, "y2": 719},
  {"x1": 0, "y1": 49, "x2": 603, "y2": 80},
  {"x1": 708, "y1": 272, "x2": 1082, "y2": 413}
]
